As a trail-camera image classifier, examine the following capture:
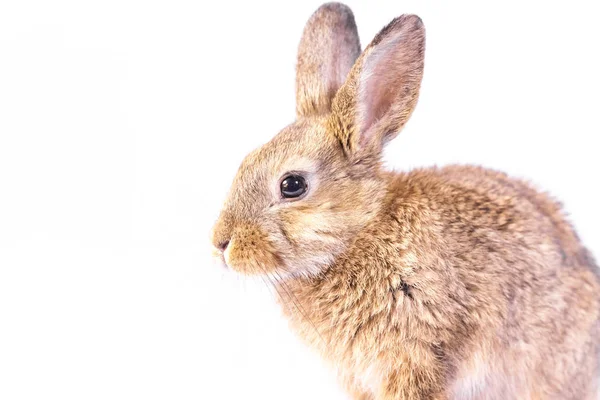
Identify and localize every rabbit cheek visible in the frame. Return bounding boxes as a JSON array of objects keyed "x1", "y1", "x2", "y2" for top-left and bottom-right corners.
[{"x1": 224, "y1": 225, "x2": 282, "y2": 275}]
